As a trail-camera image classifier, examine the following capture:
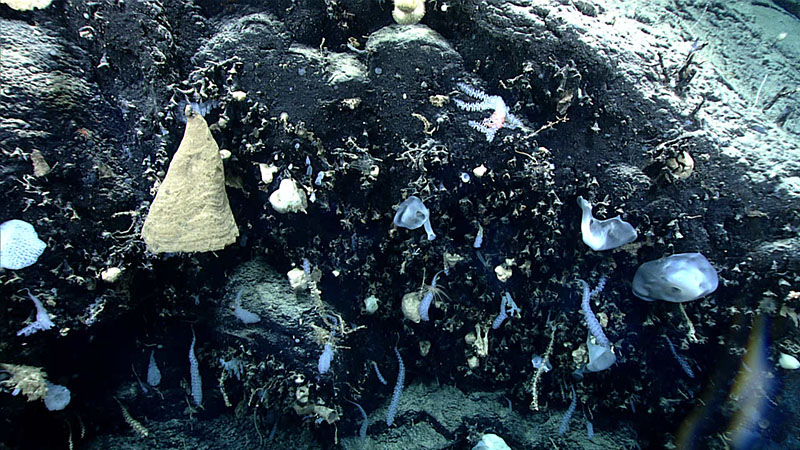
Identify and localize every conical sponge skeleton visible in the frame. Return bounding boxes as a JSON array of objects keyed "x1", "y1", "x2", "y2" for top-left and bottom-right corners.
[{"x1": 141, "y1": 107, "x2": 238, "y2": 254}]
